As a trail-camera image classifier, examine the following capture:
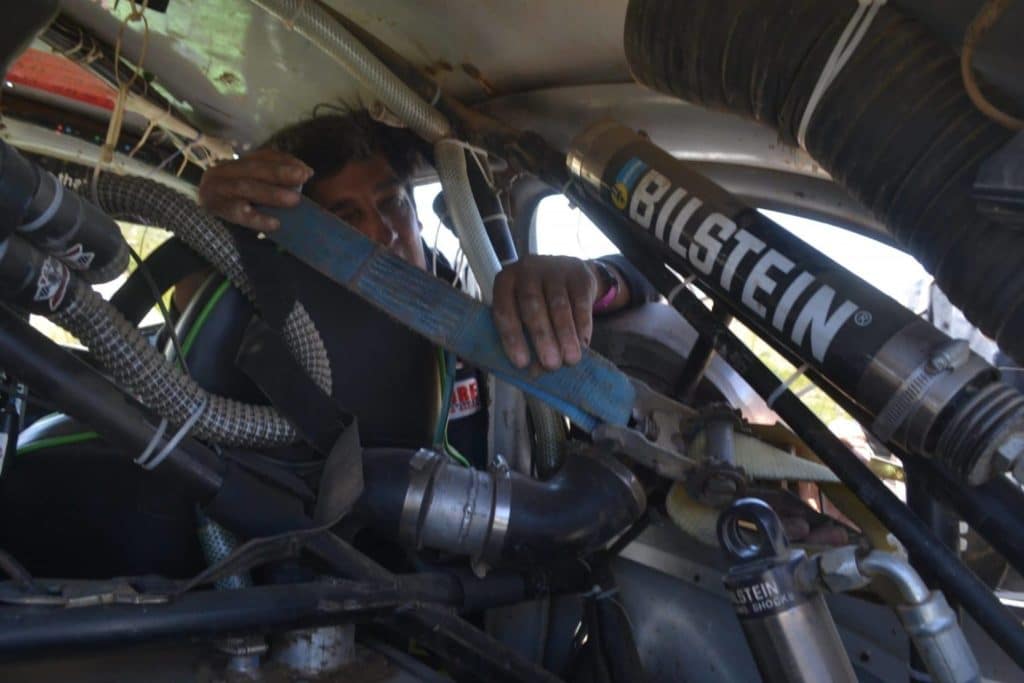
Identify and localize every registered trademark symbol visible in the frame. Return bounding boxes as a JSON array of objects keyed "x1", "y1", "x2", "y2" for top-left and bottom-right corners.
[{"x1": 854, "y1": 310, "x2": 872, "y2": 327}]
